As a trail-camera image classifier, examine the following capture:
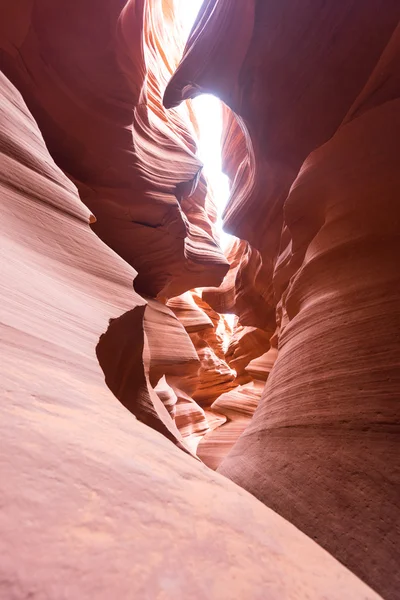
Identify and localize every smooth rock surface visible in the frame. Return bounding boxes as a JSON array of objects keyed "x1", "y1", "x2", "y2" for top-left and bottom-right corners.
[
  {"x1": 0, "y1": 0, "x2": 228, "y2": 299},
  {"x1": 220, "y1": 60, "x2": 400, "y2": 600},
  {"x1": 0, "y1": 72, "x2": 382, "y2": 600}
]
